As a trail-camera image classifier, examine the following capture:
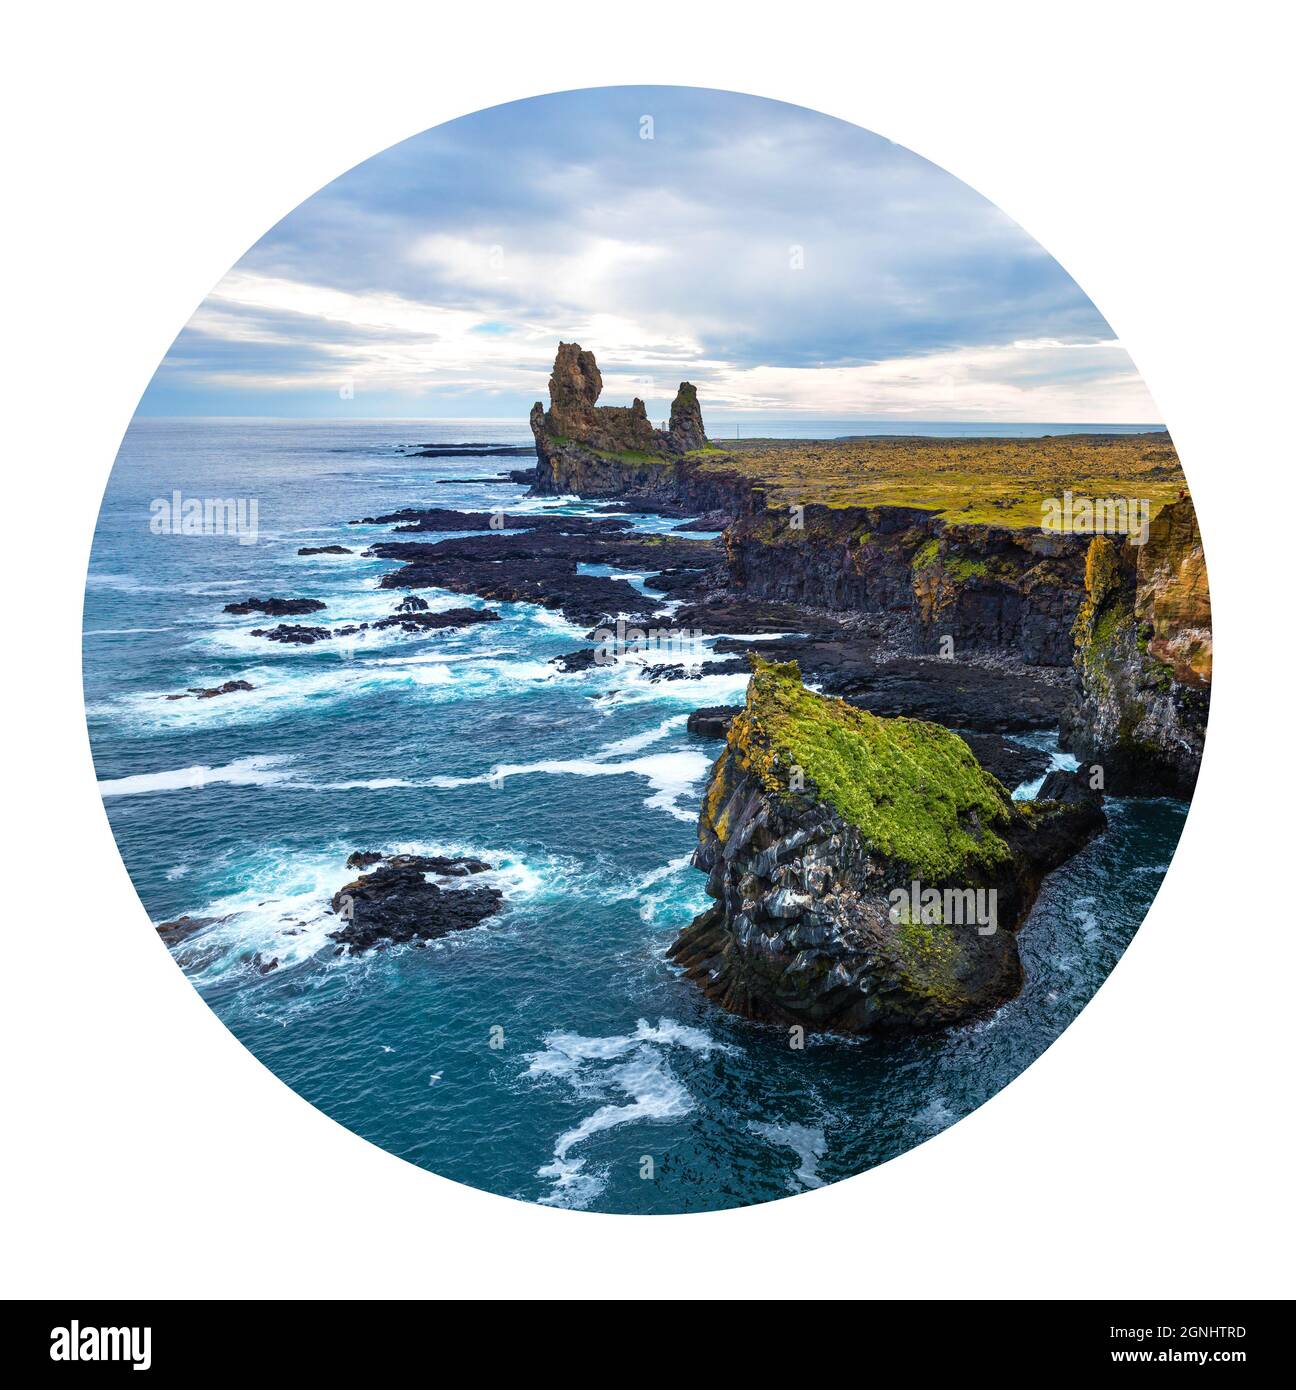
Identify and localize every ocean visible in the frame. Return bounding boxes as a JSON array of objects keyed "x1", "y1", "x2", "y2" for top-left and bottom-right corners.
[{"x1": 83, "y1": 418, "x2": 1186, "y2": 1213}]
